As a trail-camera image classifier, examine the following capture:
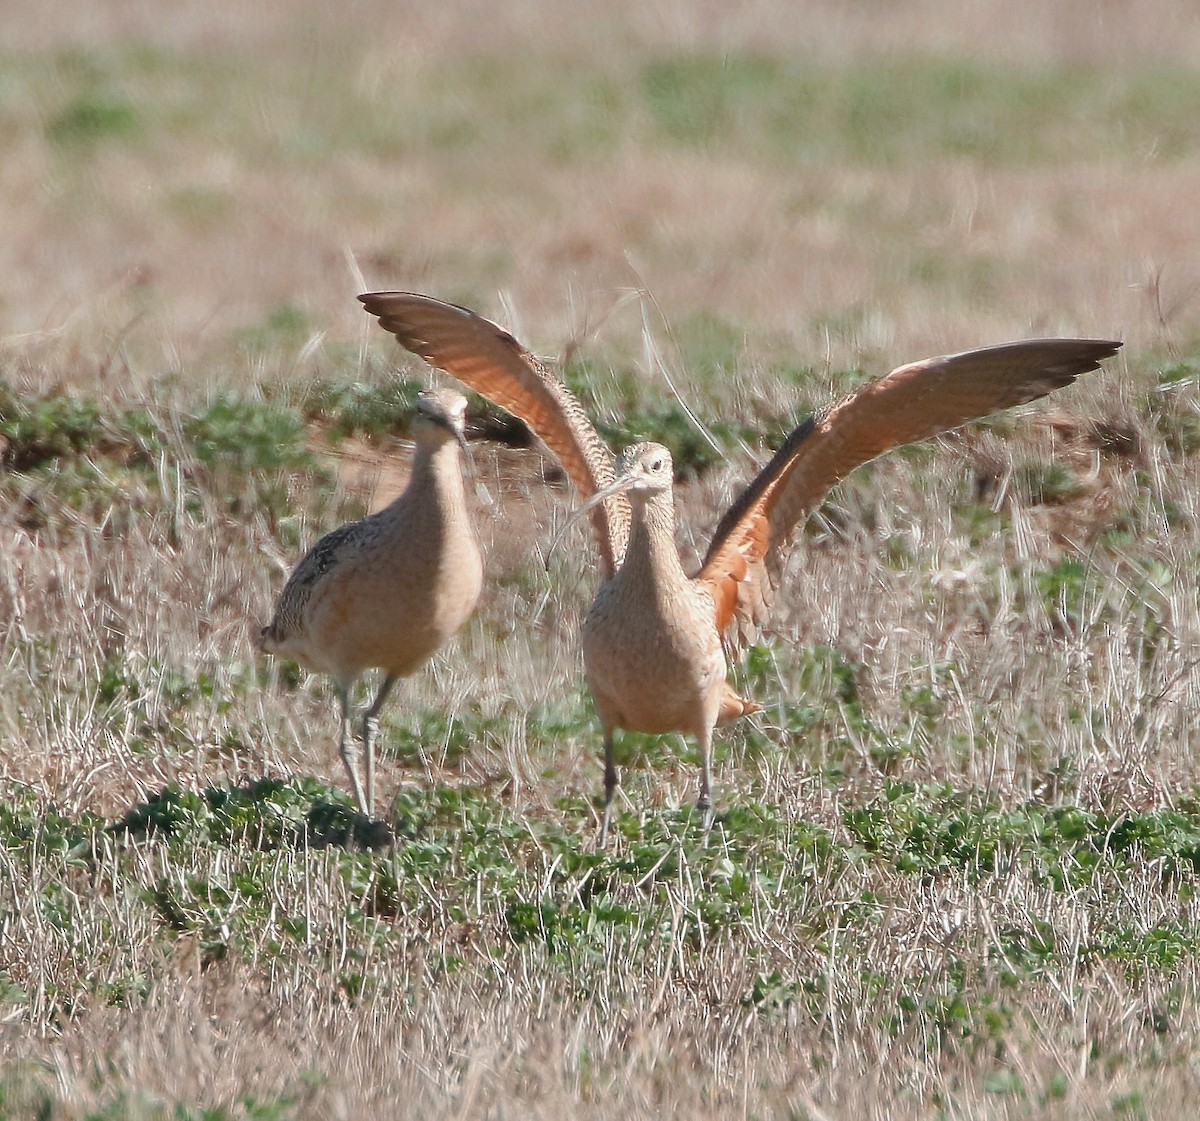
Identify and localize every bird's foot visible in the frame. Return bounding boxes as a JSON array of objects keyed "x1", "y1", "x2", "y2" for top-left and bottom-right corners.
[{"x1": 352, "y1": 814, "x2": 394, "y2": 850}]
